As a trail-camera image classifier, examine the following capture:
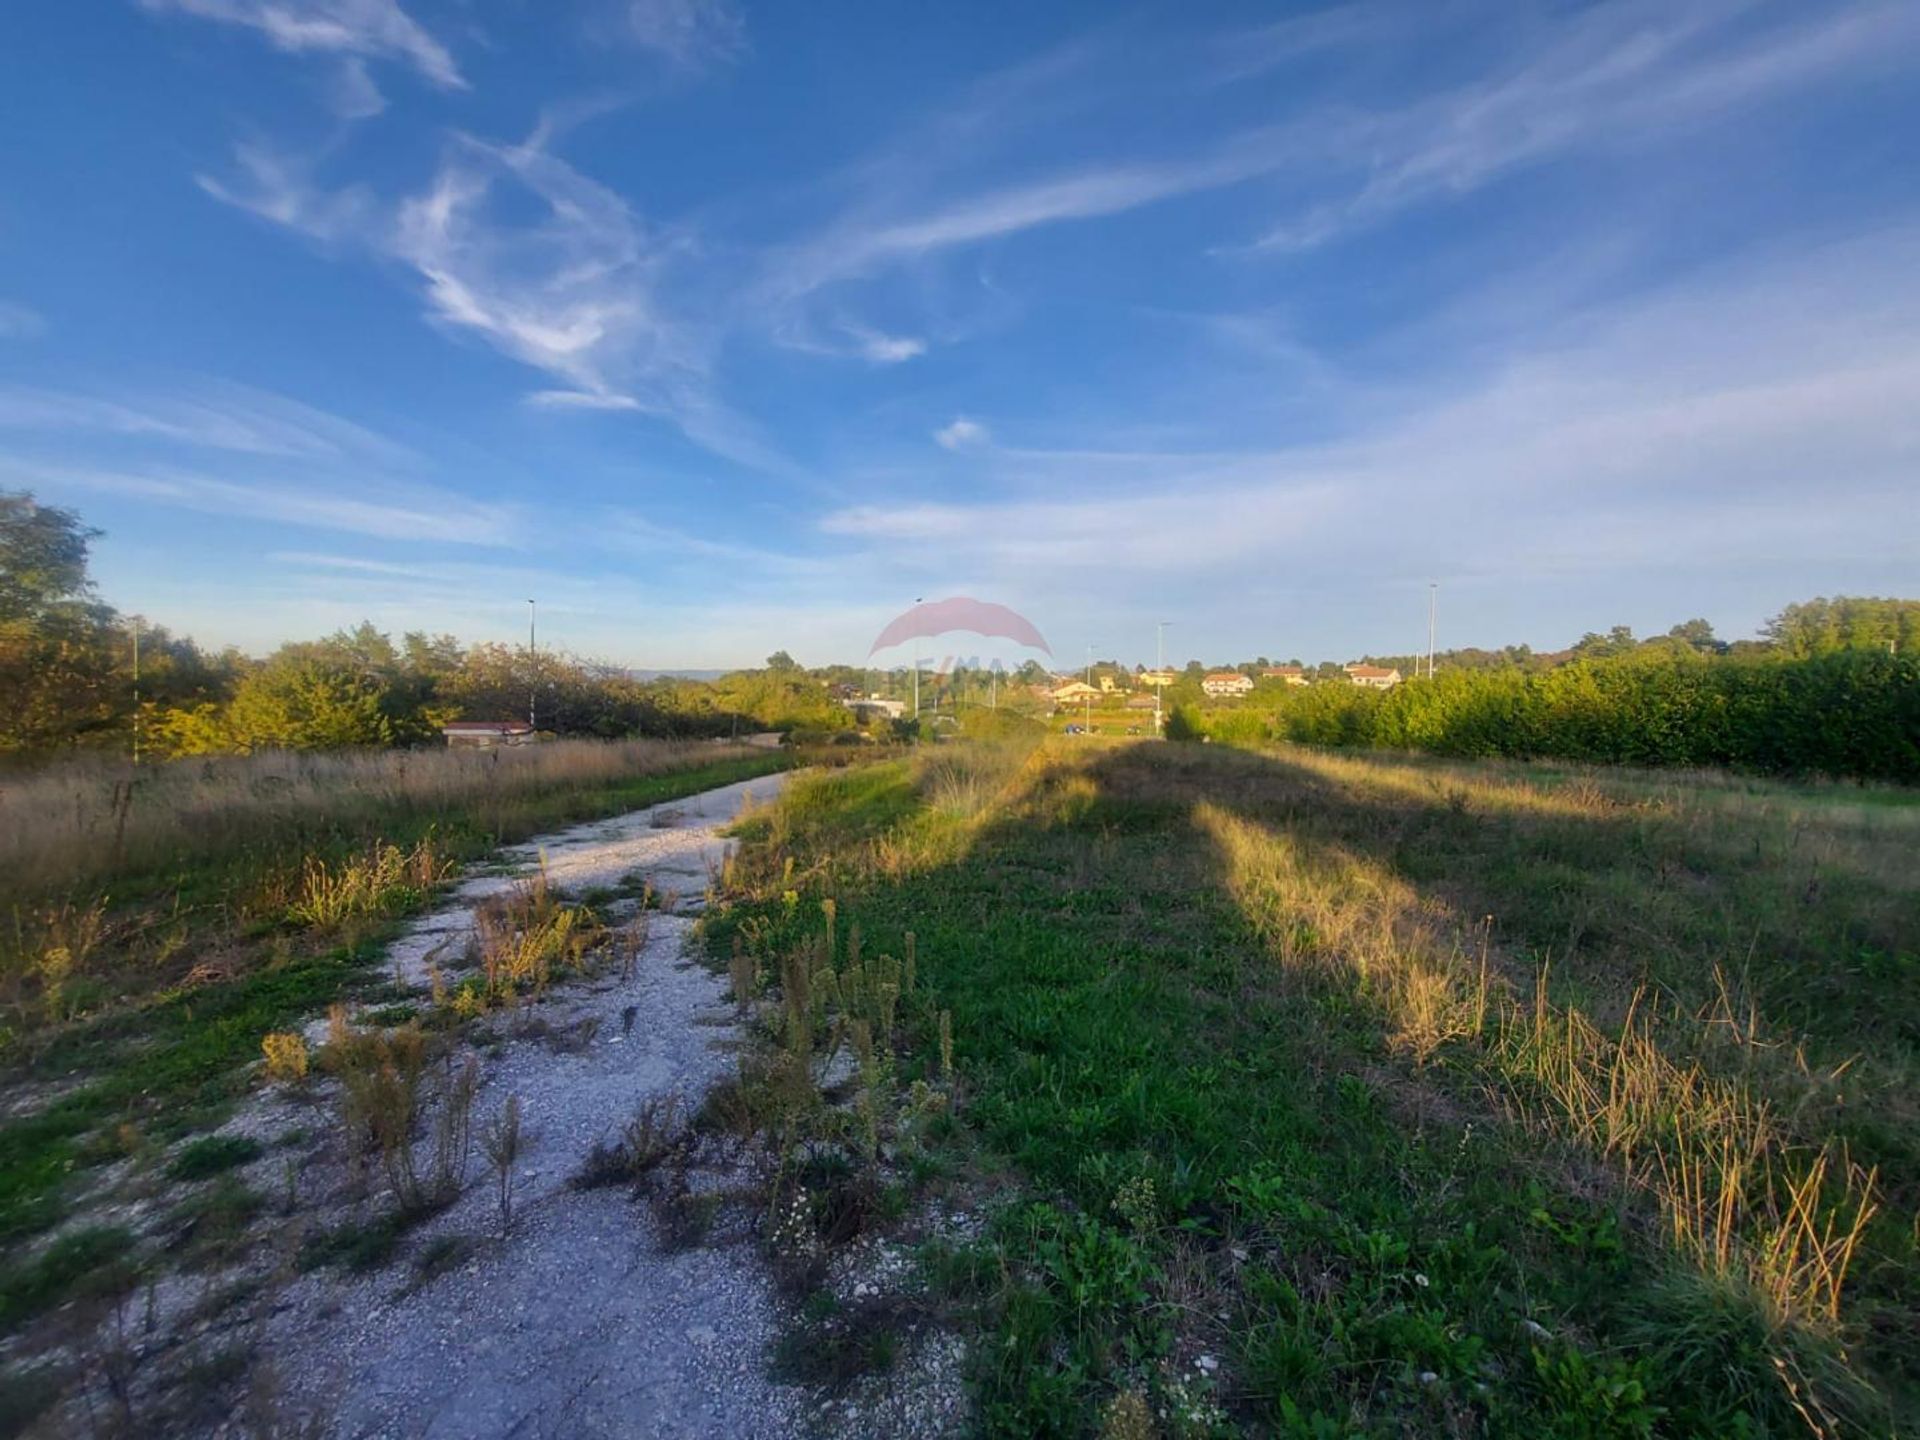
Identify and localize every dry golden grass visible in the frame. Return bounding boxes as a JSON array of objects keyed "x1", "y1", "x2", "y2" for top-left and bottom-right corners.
[
  {"x1": 260, "y1": 1031, "x2": 309, "y2": 1084},
  {"x1": 287, "y1": 837, "x2": 451, "y2": 931},
  {"x1": 0, "y1": 737, "x2": 744, "y2": 900},
  {"x1": 1195, "y1": 789, "x2": 1880, "y2": 1342},
  {"x1": 470, "y1": 866, "x2": 605, "y2": 999}
]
